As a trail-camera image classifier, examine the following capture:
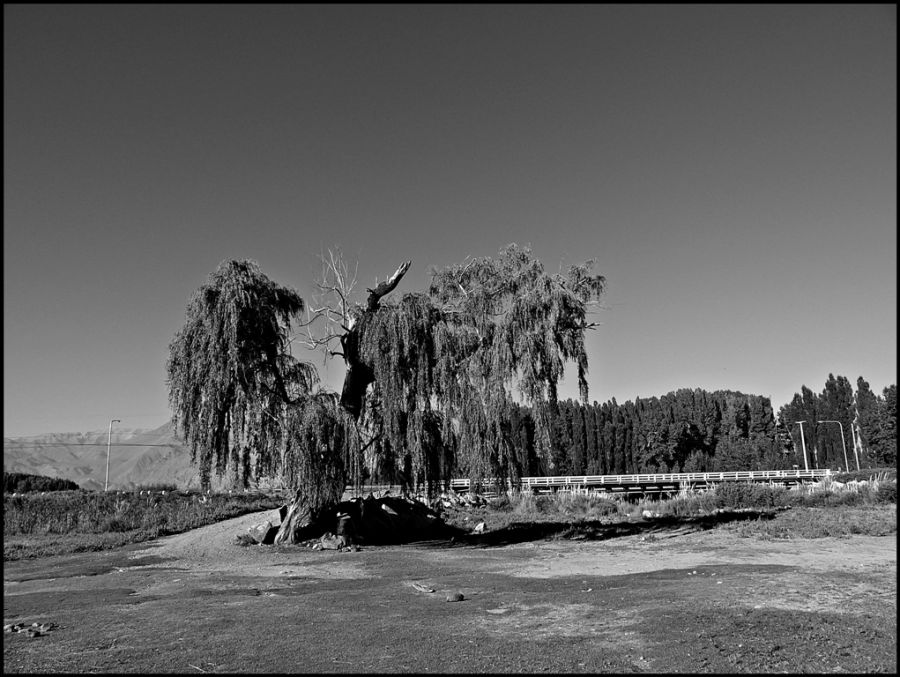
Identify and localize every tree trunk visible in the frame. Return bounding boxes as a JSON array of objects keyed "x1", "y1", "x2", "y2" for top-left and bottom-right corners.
[
  {"x1": 277, "y1": 260, "x2": 413, "y2": 545},
  {"x1": 338, "y1": 324, "x2": 374, "y2": 420},
  {"x1": 273, "y1": 492, "x2": 325, "y2": 544},
  {"x1": 339, "y1": 260, "x2": 410, "y2": 420}
]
